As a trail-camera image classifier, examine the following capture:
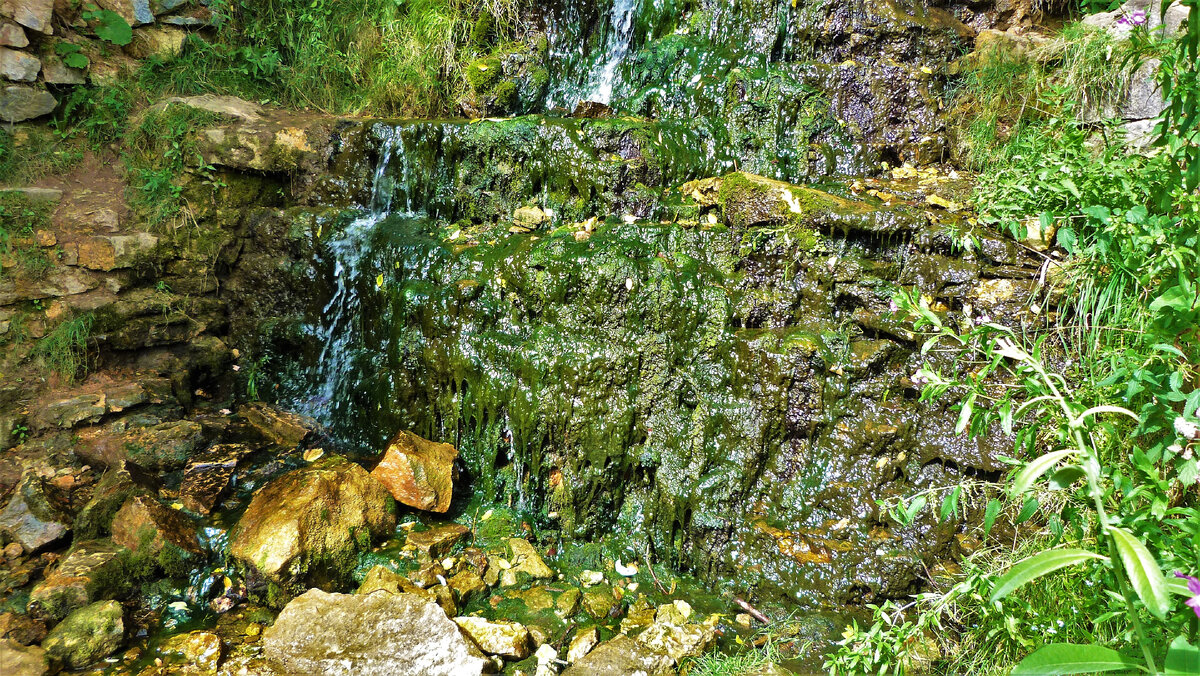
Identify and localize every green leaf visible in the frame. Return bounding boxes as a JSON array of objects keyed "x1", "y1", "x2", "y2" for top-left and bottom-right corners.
[
  {"x1": 983, "y1": 499, "x2": 1001, "y2": 537},
  {"x1": 63, "y1": 52, "x2": 89, "y2": 69},
  {"x1": 1048, "y1": 466, "x2": 1085, "y2": 490},
  {"x1": 1165, "y1": 636, "x2": 1200, "y2": 676},
  {"x1": 1012, "y1": 449, "x2": 1077, "y2": 497},
  {"x1": 1108, "y1": 526, "x2": 1170, "y2": 619},
  {"x1": 1015, "y1": 496, "x2": 1038, "y2": 524},
  {"x1": 1011, "y1": 644, "x2": 1146, "y2": 675},
  {"x1": 956, "y1": 392, "x2": 977, "y2": 435},
  {"x1": 990, "y1": 548, "x2": 1107, "y2": 603},
  {"x1": 940, "y1": 486, "x2": 961, "y2": 522},
  {"x1": 91, "y1": 10, "x2": 132, "y2": 46}
]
